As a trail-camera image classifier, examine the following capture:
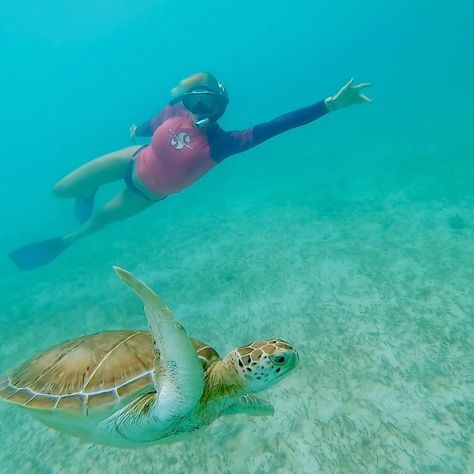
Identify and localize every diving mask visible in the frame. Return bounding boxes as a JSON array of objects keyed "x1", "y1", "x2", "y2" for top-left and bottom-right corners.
[{"x1": 170, "y1": 83, "x2": 229, "y2": 128}]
